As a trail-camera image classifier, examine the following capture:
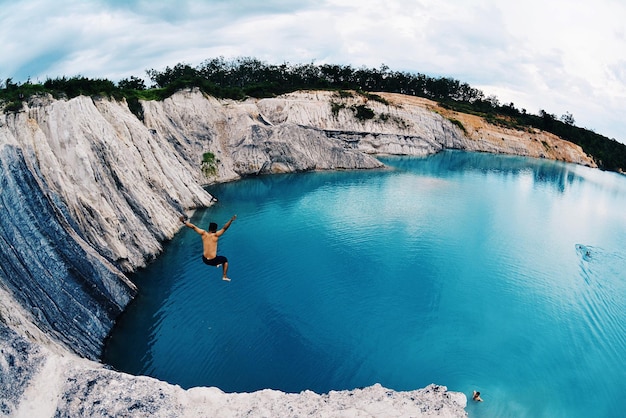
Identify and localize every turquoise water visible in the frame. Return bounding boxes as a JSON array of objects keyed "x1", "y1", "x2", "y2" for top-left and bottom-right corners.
[{"x1": 104, "y1": 151, "x2": 626, "y2": 417}]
